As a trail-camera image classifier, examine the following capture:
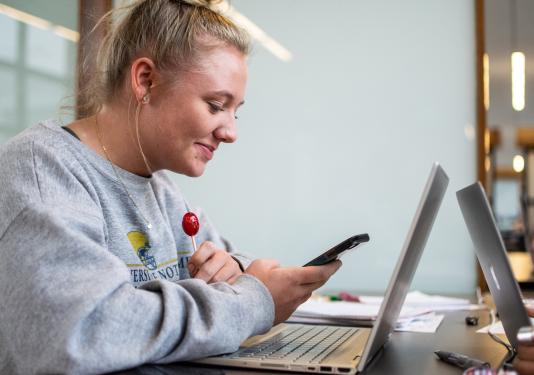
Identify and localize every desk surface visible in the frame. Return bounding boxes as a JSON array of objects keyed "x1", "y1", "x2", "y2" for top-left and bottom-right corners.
[{"x1": 113, "y1": 309, "x2": 509, "y2": 375}]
